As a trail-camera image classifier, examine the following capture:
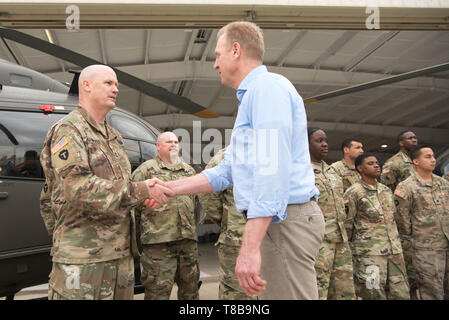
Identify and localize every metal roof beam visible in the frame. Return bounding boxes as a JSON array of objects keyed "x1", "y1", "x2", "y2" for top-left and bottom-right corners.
[{"x1": 343, "y1": 31, "x2": 400, "y2": 72}]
